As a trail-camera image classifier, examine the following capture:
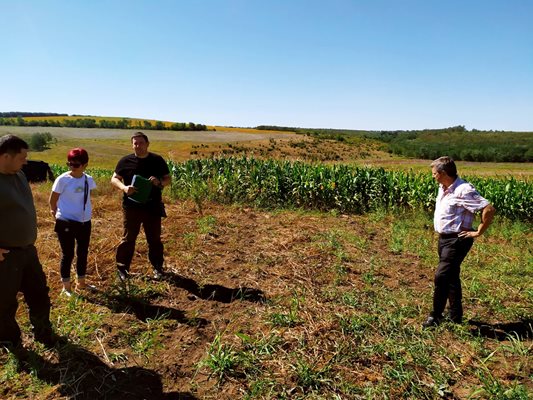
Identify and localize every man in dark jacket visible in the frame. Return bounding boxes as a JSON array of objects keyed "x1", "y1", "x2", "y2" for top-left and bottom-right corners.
[
  {"x1": 0, "y1": 135, "x2": 56, "y2": 352},
  {"x1": 111, "y1": 132, "x2": 171, "y2": 280}
]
